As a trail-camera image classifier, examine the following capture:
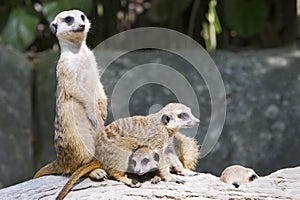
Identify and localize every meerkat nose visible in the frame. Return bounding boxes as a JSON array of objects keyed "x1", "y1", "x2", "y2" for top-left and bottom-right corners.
[{"x1": 79, "y1": 24, "x2": 85, "y2": 31}]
